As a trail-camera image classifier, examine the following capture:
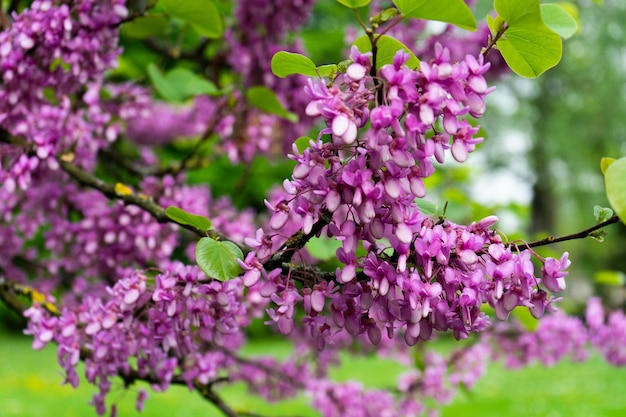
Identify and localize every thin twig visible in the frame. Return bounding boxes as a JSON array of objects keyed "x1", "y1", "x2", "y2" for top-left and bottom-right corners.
[
  {"x1": 510, "y1": 215, "x2": 622, "y2": 251},
  {"x1": 482, "y1": 23, "x2": 508, "y2": 57},
  {"x1": 265, "y1": 210, "x2": 333, "y2": 271}
]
